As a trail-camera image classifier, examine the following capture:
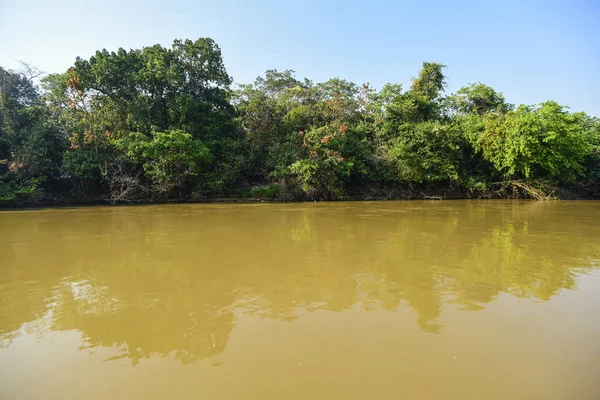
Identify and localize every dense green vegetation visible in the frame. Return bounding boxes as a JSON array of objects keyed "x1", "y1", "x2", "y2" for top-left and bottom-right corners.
[{"x1": 1, "y1": 38, "x2": 599, "y2": 206}]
